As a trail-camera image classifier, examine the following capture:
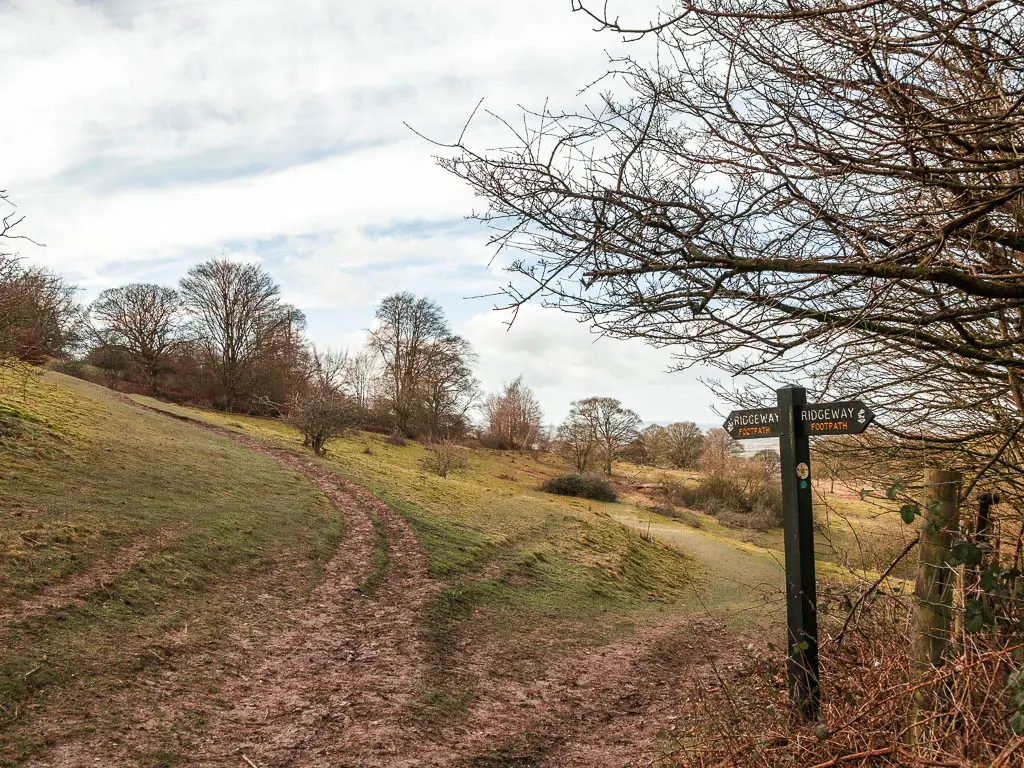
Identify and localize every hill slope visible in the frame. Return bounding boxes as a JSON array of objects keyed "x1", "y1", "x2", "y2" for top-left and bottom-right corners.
[
  {"x1": 1, "y1": 371, "x2": 757, "y2": 767},
  {"x1": 0, "y1": 370, "x2": 342, "y2": 764}
]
